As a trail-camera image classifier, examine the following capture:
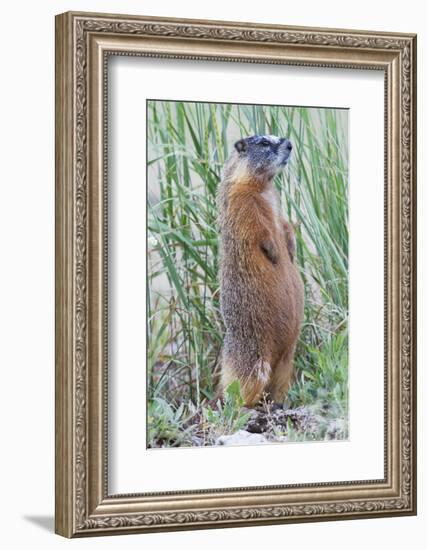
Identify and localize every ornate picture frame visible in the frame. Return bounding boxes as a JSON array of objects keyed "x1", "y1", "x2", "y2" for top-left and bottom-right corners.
[{"x1": 55, "y1": 11, "x2": 417, "y2": 537}]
